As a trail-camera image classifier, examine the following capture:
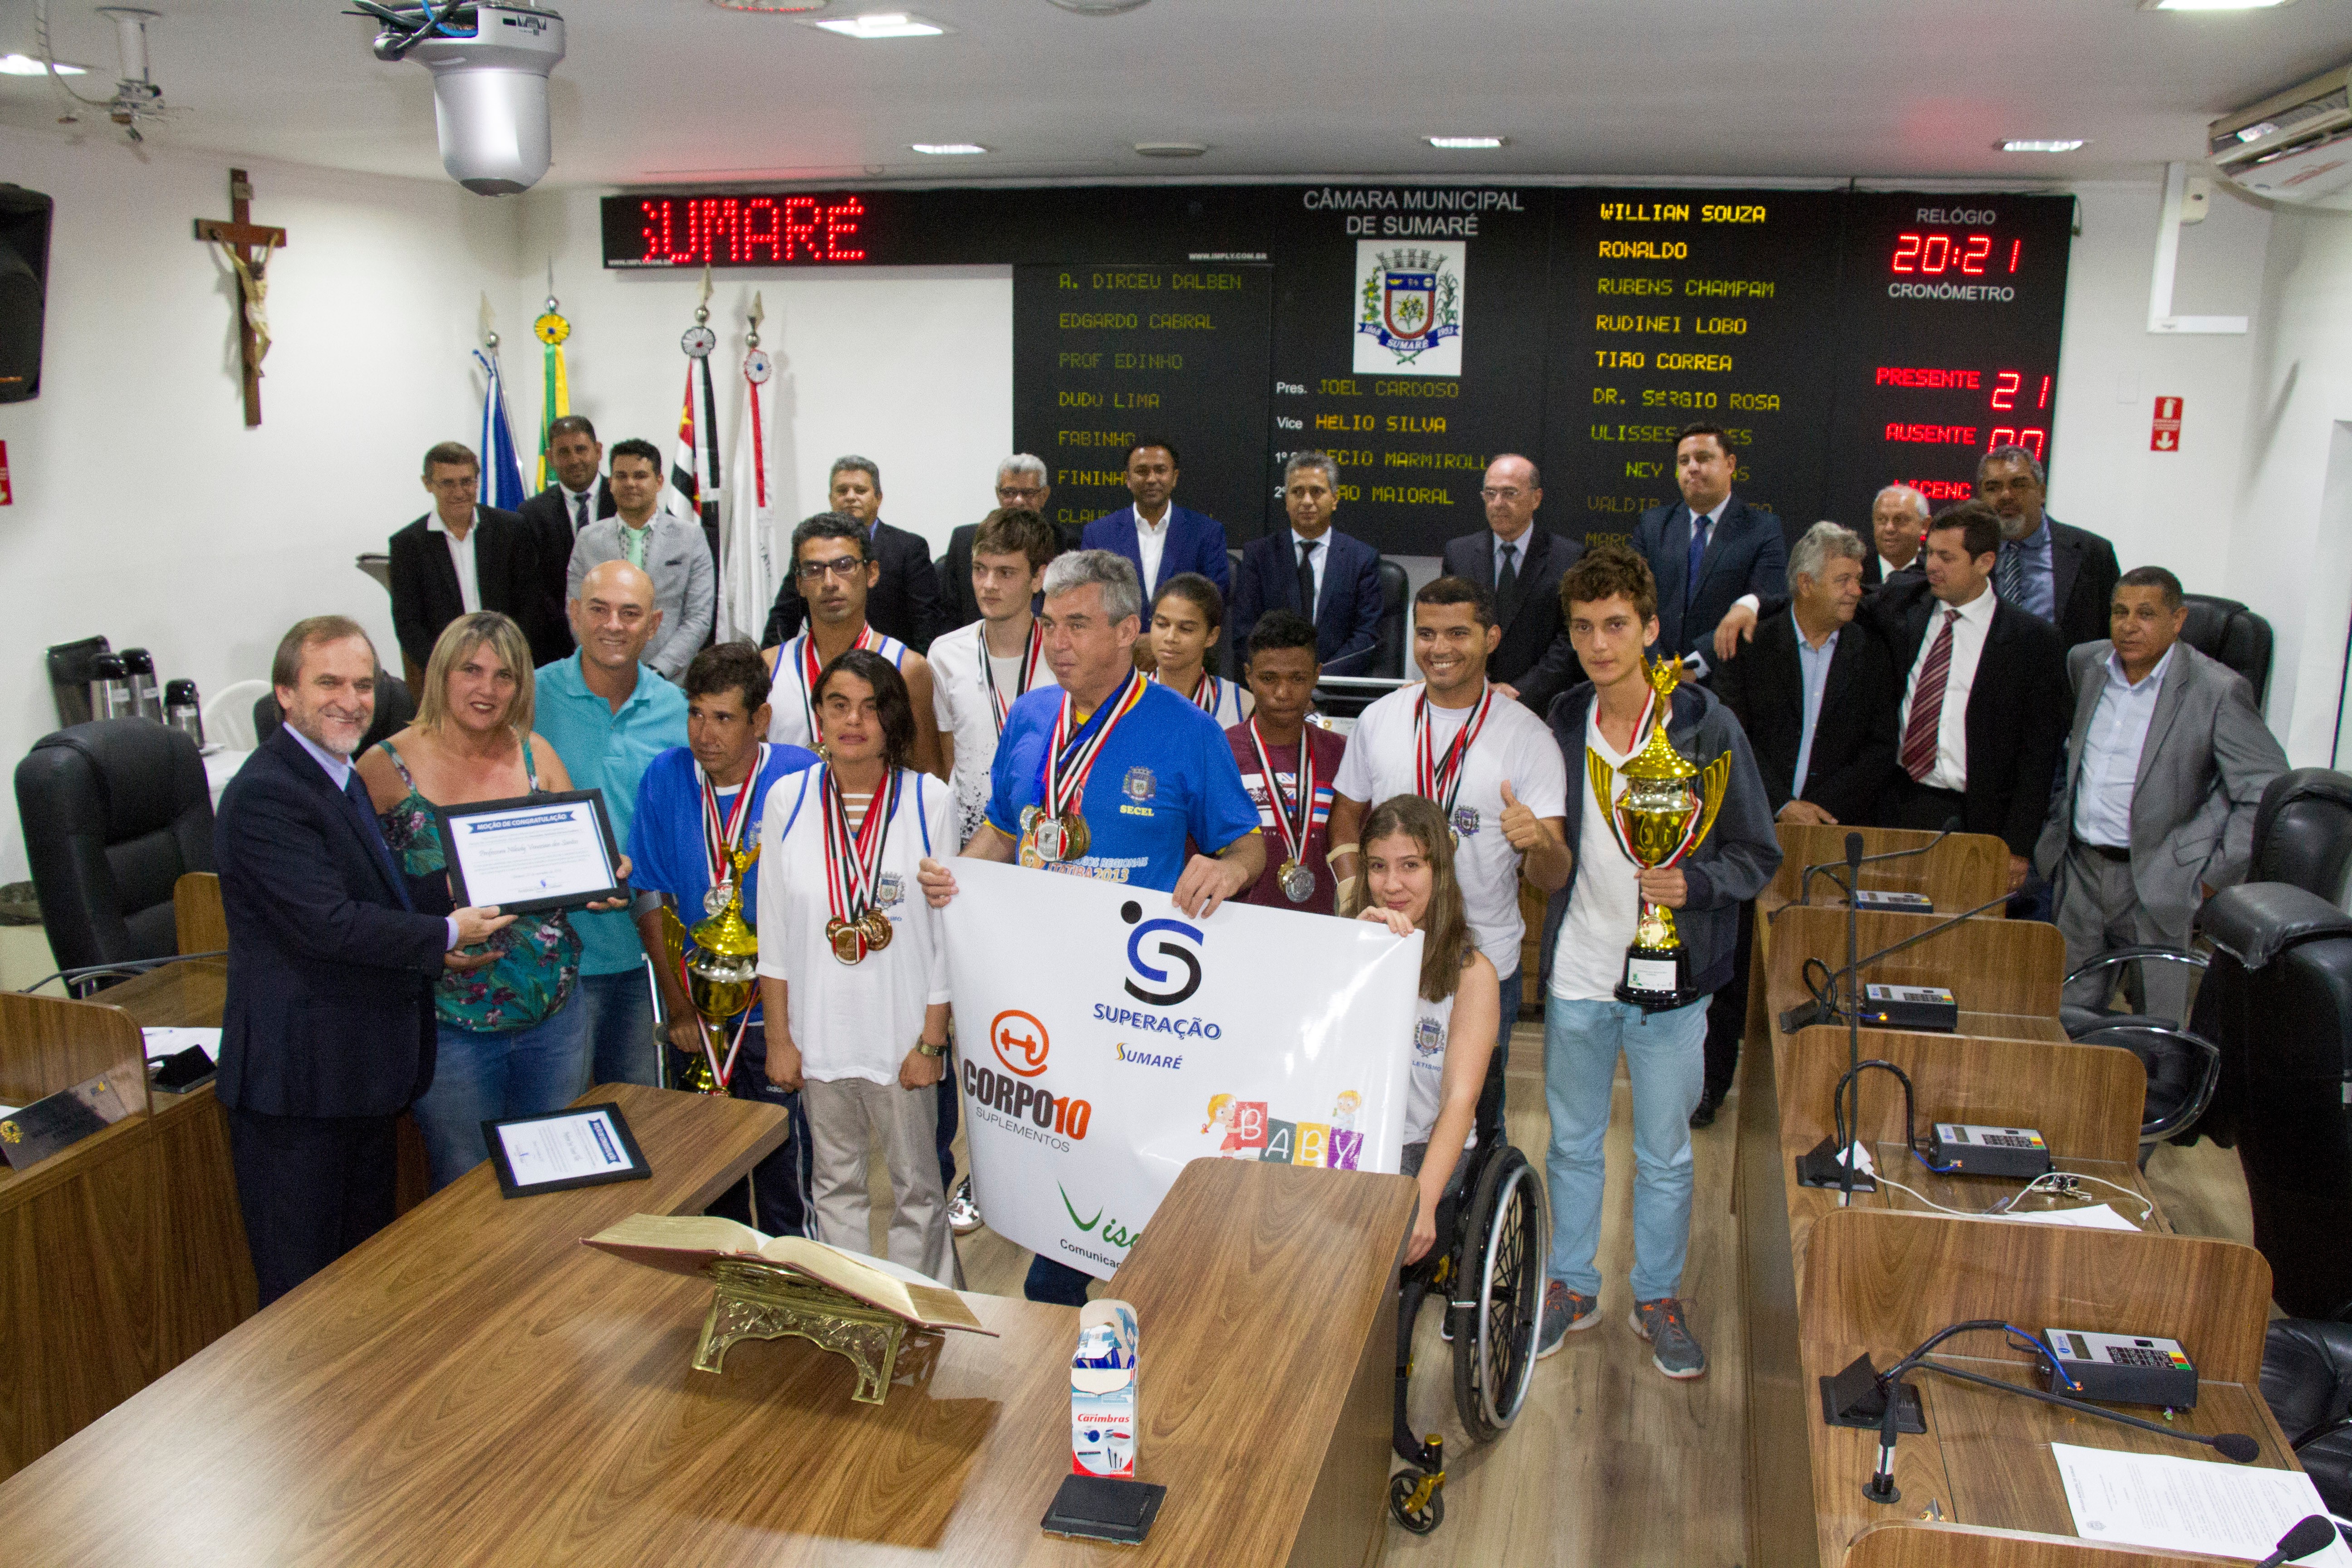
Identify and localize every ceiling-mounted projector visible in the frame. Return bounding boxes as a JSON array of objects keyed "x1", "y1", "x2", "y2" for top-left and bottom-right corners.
[{"x1": 358, "y1": 3, "x2": 566, "y2": 196}]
